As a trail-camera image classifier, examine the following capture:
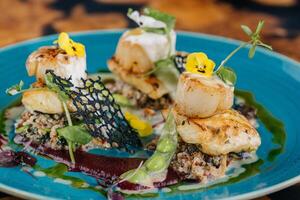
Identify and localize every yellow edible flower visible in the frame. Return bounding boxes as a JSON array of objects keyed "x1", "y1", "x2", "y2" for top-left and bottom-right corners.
[
  {"x1": 186, "y1": 52, "x2": 215, "y2": 77},
  {"x1": 55, "y1": 32, "x2": 85, "y2": 57},
  {"x1": 125, "y1": 112, "x2": 153, "y2": 137}
]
